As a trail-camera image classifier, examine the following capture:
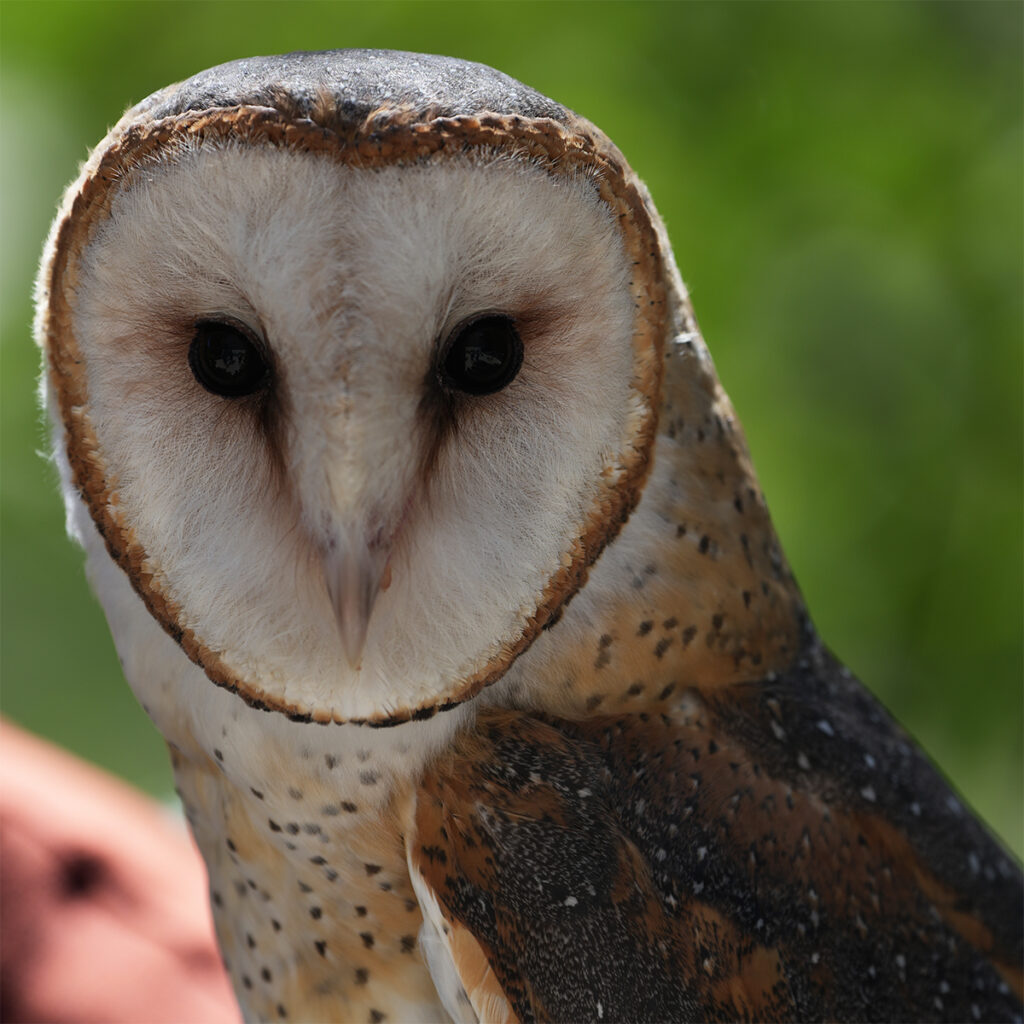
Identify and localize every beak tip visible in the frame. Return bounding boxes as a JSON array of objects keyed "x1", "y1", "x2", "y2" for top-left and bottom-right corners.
[{"x1": 323, "y1": 530, "x2": 386, "y2": 671}]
